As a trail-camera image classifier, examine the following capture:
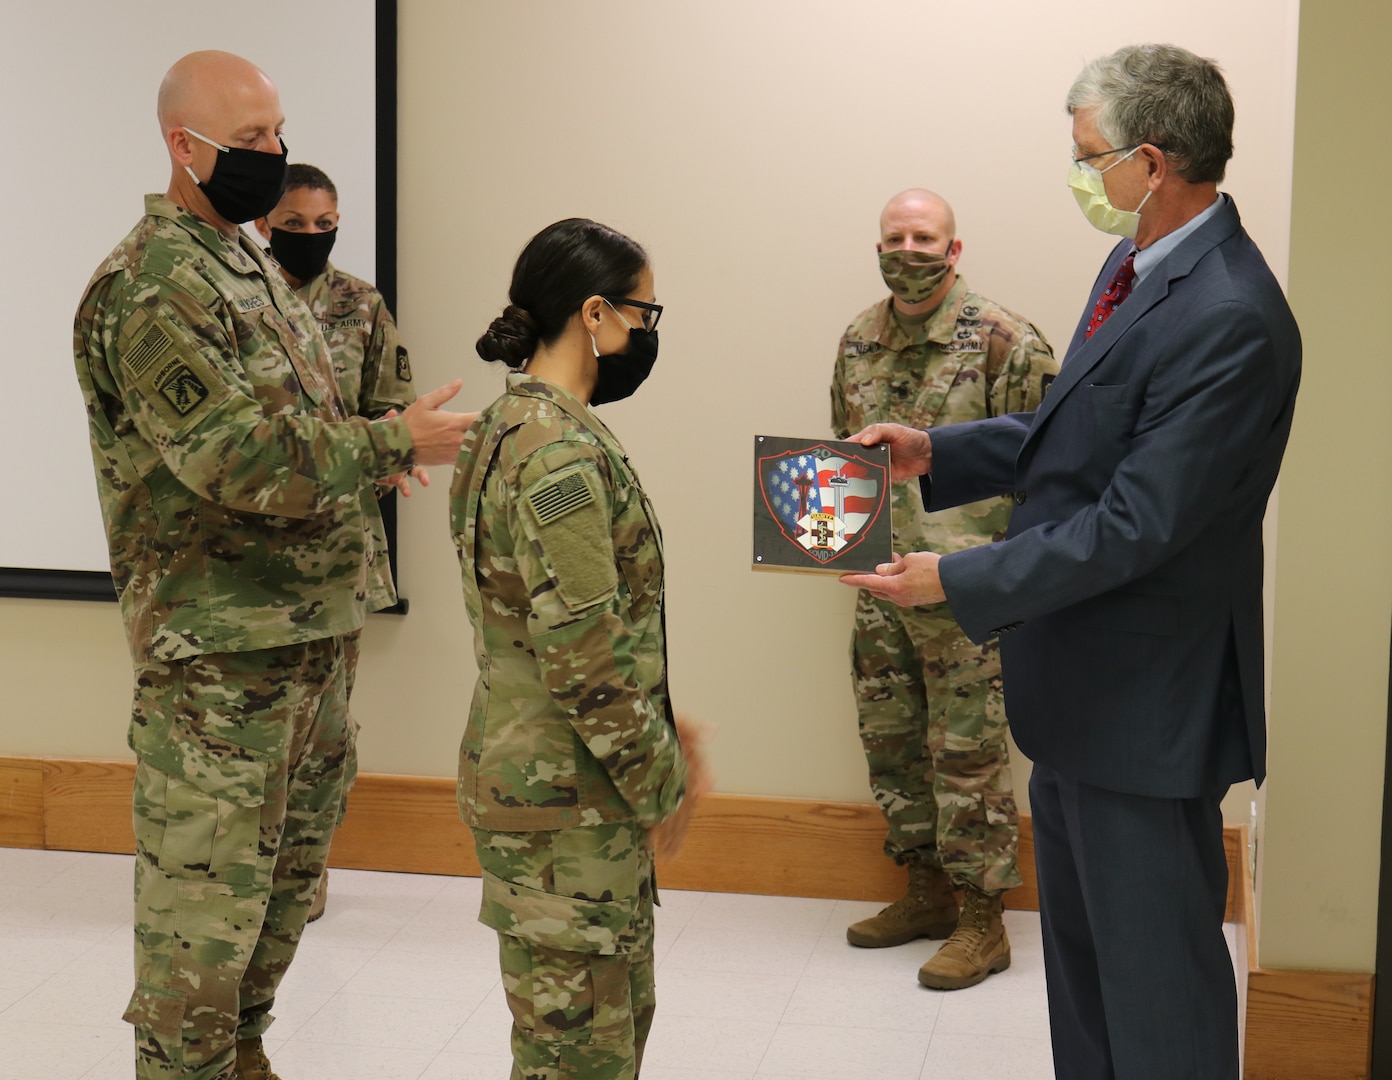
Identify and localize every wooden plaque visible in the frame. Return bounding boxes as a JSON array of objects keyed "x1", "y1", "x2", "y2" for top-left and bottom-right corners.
[{"x1": 752, "y1": 435, "x2": 892, "y2": 574}]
